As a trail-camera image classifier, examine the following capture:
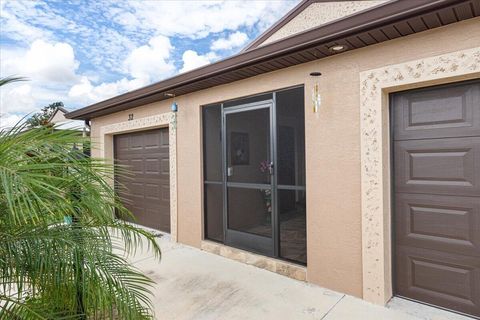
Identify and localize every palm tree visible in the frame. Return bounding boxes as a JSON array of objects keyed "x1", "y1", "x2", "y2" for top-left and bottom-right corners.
[{"x1": 0, "y1": 77, "x2": 161, "y2": 319}]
